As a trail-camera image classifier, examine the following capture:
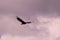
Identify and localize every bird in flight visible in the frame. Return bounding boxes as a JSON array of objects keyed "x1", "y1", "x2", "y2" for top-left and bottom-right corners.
[{"x1": 16, "y1": 16, "x2": 31, "y2": 25}]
